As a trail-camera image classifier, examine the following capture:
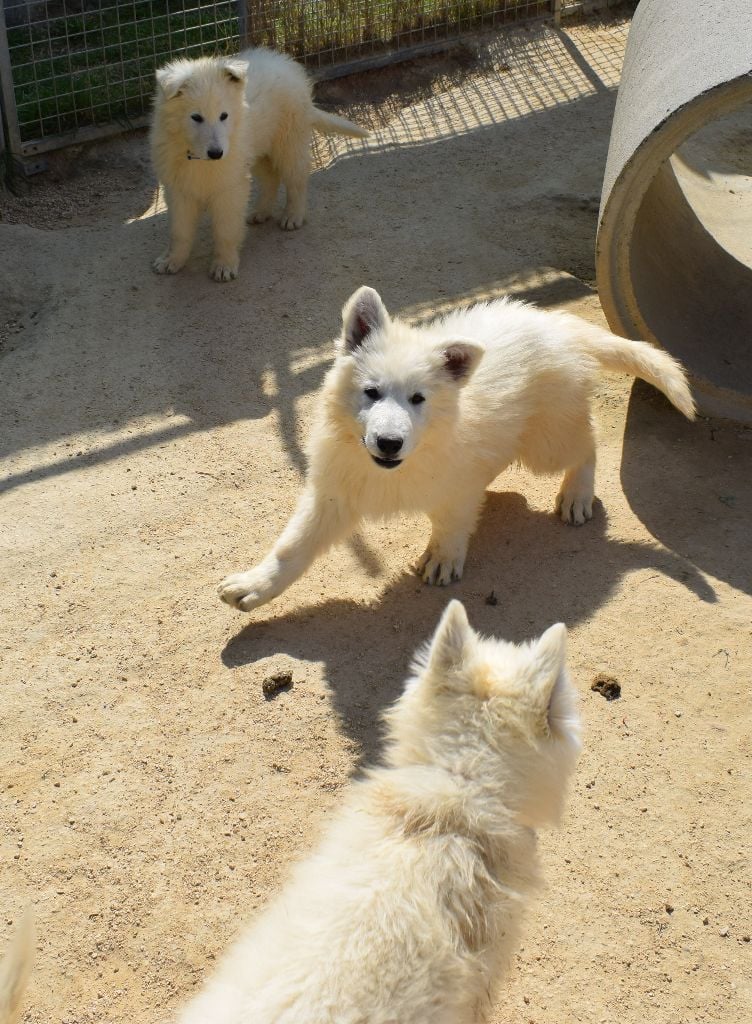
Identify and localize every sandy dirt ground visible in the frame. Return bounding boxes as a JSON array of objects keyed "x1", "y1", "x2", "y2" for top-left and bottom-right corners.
[{"x1": 1, "y1": 14, "x2": 751, "y2": 1024}]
